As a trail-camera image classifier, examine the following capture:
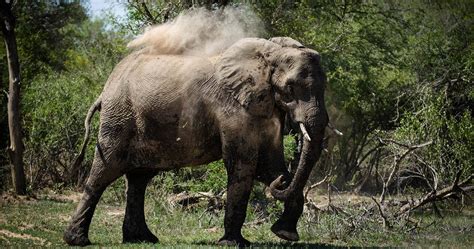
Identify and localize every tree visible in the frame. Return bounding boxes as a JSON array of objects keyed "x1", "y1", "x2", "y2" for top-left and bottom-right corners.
[
  {"x1": 0, "y1": 1, "x2": 88, "y2": 190},
  {"x1": 1, "y1": 0, "x2": 26, "y2": 195}
]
